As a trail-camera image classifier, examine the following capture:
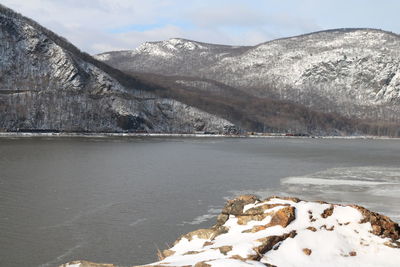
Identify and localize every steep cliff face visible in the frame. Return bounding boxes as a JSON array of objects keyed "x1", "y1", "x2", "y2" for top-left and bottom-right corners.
[
  {"x1": 61, "y1": 195, "x2": 400, "y2": 267},
  {"x1": 0, "y1": 5, "x2": 234, "y2": 133},
  {"x1": 97, "y1": 29, "x2": 400, "y2": 122}
]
